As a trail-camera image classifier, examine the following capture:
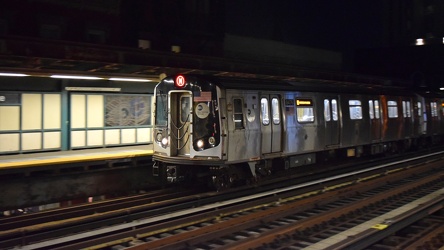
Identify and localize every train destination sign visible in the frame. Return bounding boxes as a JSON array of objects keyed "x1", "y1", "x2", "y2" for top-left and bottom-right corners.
[
  {"x1": 0, "y1": 93, "x2": 21, "y2": 105},
  {"x1": 296, "y1": 99, "x2": 312, "y2": 106}
]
